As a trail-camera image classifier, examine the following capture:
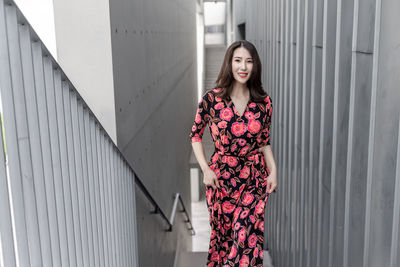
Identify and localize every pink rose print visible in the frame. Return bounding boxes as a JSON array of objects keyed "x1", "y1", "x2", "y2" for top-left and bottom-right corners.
[
  {"x1": 220, "y1": 250, "x2": 226, "y2": 259},
  {"x1": 234, "y1": 222, "x2": 241, "y2": 231},
  {"x1": 222, "y1": 201, "x2": 235, "y2": 213},
  {"x1": 218, "y1": 120, "x2": 228, "y2": 128},
  {"x1": 239, "y1": 254, "x2": 249, "y2": 267},
  {"x1": 240, "y1": 209, "x2": 249, "y2": 219},
  {"x1": 255, "y1": 200, "x2": 265, "y2": 214},
  {"x1": 221, "y1": 135, "x2": 229, "y2": 145},
  {"x1": 214, "y1": 102, "x2": 224, "y2": 110},
  {"x1": 225, "y1": 156, "x2": 238, "y2": 167},
  {"x1": 258, "y1": 221, "x2": 264, "y2": 231},
  {"x1": 239, "y1": 165, "x2": 250, "y2": 178},
  {"x1": 223, "y1": 222, "x2": 231, "y2": 230},
  {"x1": 215, "y1": 140, "x2": 222, "y2": 150},
  {"x1": 231, "y1": 190, "x2": 241, "y2": 200},
  {"x1": 231, "y1": 122, "x2": 247, "y2": 137},
  {"x1": 242, "y1": 192, "x2": 254, "y2": 205},
  {"x1": 211, "y1": 251, "x2": 220, "y2": 262},
  {"x1": 211, "y1": 123, "x2": 219, "y2": 136},
  {"x1": 233, "y1": 207, "x2": 242, "y2": 221},
  {"x1": 210, "y1": 229, "x2": 216, "y2": 239},
  {"x1": 222, "y1": 171, "x2": 231, "y2": 179},
  {"x1": 195, "y1": 112, "x2": 202, "y2": 123},
  {"x1": 244, "y1": 111, "x2": 255, "y2": 120},
  {"x1": 213, "y1": 168, "x2": 220, "y2": 178},
  {"x1": 247, "y1": 119, "x2": 261, "y2": 134},
  {"x1": 230, "y1": 178, "x2": 236, "y2": 187},
  {"x1": 220, "y1": 187, "x2": 229, "y2": 198},
  {"x1": 249, "y1": 102, "x2": 256, "y2": 108},
  {"x1": 238, "y1": 138, "x2": 247, "y2": 146},
  {"x1": 213, "y1": 88, "x2": 221, "y2": 93},
  {"x1": 238, "y1": 228, "x2": 247, "y2": 242},
  {"x1": 220, "y1": 107, "x2": 234, "y2": 121},
  {"x1": 211, "y1": 153, "x2": 219, "y2": 163},
  {"x1": 239, "y1": 146, "x2": 249, "y2": 156},
  {"x1": 253, "y1": 247, "x2": 259, "y2": 258},
  {"x1": 228, "y1": 245, "x2": 237, "y2": 259},
  {"x1": 248, "y1": 233, "x2": 257, "y2": 248},
  {"x1": 231, "y1": 144, "x2": 237, "y2": 151},
  {"x1": 206, "y1": 188, "x2": 213, "y2": 205},
  {"x1": 249, "y1": 215, "x2": 256, "y2": 223}
]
